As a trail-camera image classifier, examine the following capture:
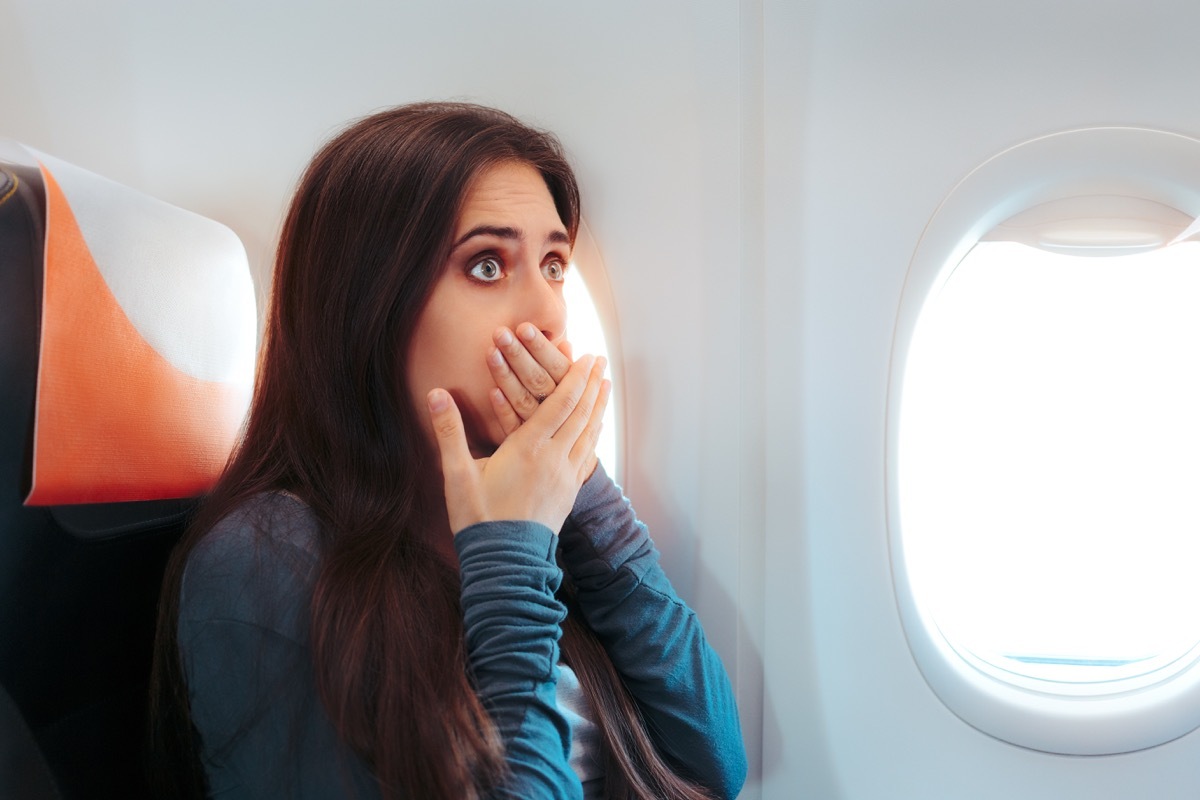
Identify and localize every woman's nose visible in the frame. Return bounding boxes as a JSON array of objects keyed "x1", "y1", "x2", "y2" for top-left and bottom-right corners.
[{"x1": 518, "y1": 269, "x2": 566, "y2": 344}]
